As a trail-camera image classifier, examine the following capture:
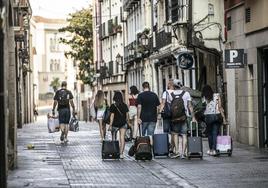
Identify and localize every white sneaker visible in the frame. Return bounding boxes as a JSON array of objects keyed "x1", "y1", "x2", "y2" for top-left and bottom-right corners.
[
  {"x1": 120, "y1": 154, "x2": 124, "y2": 159},
  {"x1": 207, "y1": 150, "x2": 212, "y2": 155},
  {"x1": 64, "y1": 138, "x2": 69, "y2": 143},
  {"x1": 170, "y1": 153, "x2": 180, "y2": 159},
  {"x1": 211, "y1": 150, "x2": 217, "y2": 156}
]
